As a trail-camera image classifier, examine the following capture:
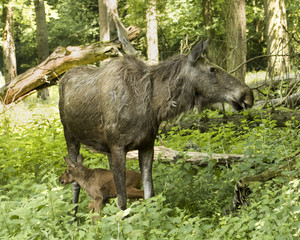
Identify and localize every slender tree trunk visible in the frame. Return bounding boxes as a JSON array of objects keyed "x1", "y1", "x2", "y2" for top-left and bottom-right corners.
[
  {"x1": 34, "y1": 0, "x2": 49, "y2": 100},
  {"x1": 2, "y1": 1, "x2": 17, "y2": 85},
  {"x1": 264, "y1": 0, "x2": 290, "y2": 76},
  {"x1": 225, "y1": 0, "x2": 247, "y2": 82},
  {"x1": 146, "y1": 0, "x2": 159, "y2": 65},
  {"x1": 202, "y1": 0, "x2": 216, "y2": 64},
  {"x1": 99, "y1": 0, "x2": 136, "y2": 54},
  {"x1": 98, "y1": 0, "x2": 111, "y2": 42}
]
